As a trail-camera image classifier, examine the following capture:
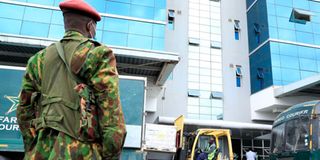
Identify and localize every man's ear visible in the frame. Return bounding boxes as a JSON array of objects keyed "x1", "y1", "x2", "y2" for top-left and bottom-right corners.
[{"x1": 86, "y1": 21, "x2": 92, "y2": 32}]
